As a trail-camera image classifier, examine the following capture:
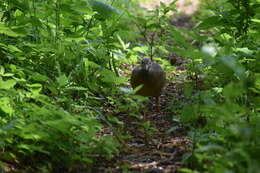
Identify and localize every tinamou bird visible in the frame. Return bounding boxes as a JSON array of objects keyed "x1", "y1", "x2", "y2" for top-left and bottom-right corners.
[{"x1": 130, "y1": 58, "x2": 166, "y2": 120}]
